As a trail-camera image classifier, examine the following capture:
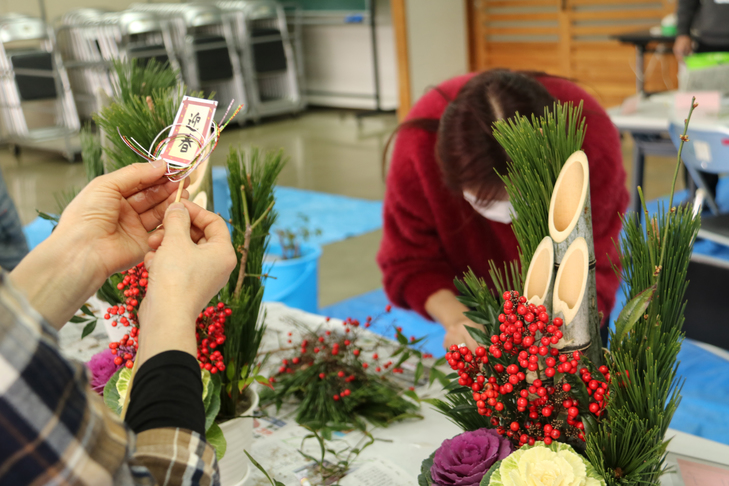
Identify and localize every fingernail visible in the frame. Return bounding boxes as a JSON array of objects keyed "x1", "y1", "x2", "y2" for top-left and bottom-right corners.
[
  {"x1": 151, "y1": 159, "x2": 164, "y2": 169},
  {"x1": 167, "y1": 202, "x2": 185, "y2": 212}
]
